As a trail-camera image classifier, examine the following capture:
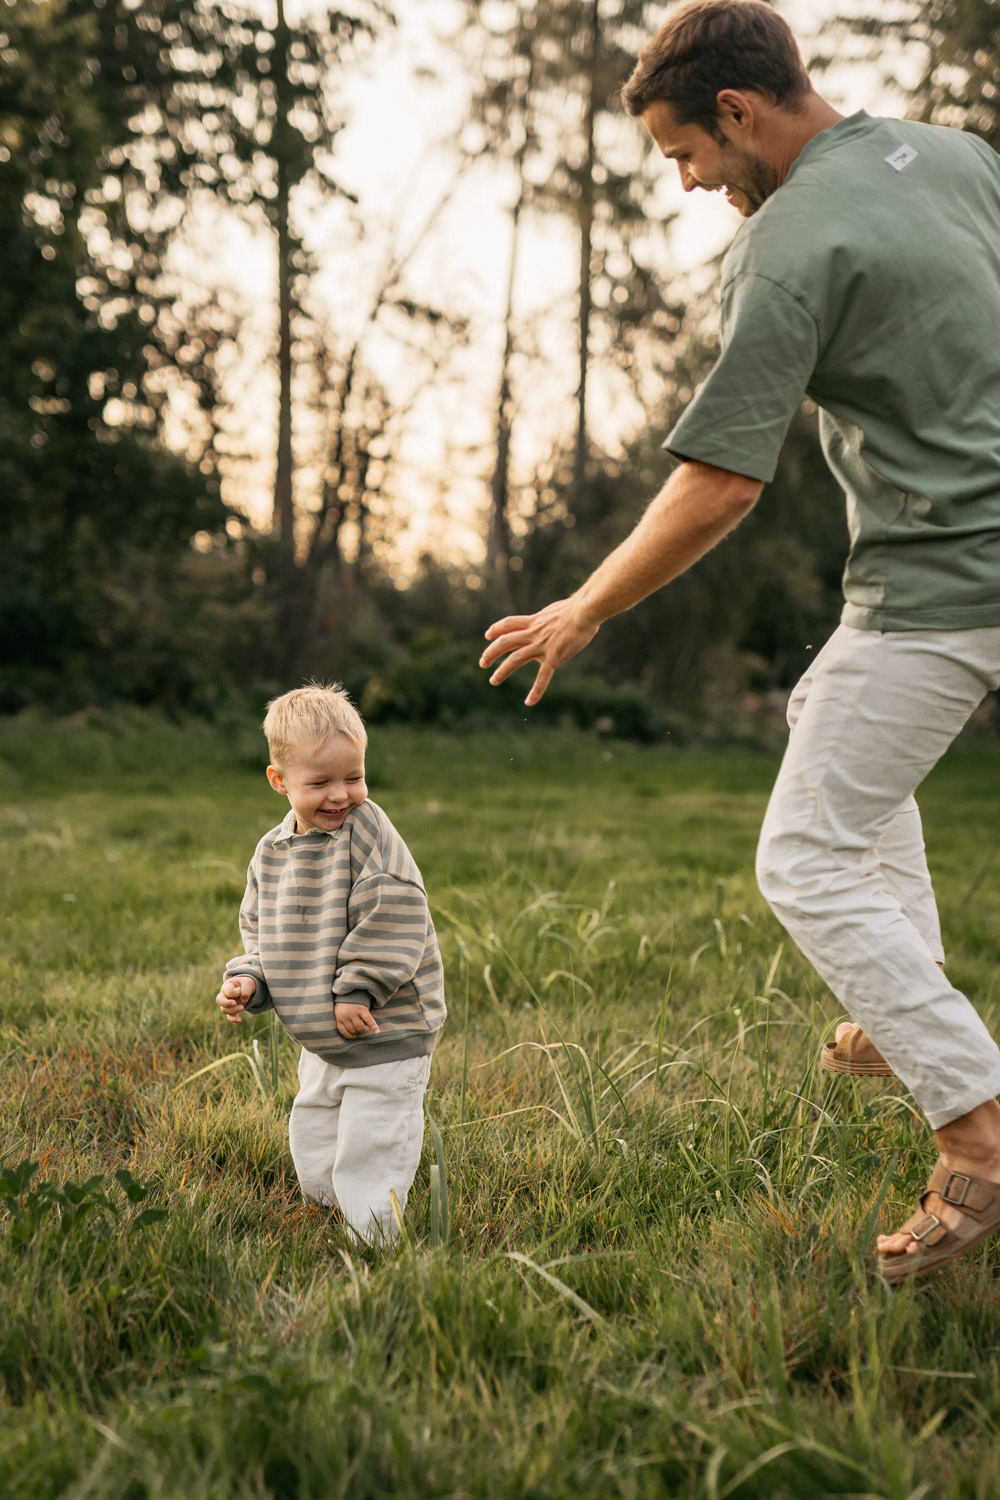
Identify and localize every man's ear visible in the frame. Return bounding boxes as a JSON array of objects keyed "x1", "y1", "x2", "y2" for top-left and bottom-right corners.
[
  {"x1": 266, "y1": 765, "x2": 287, "y2": 794},
  {"x1": 715, "y1": 88, "x2": 758, "y2": 134}
]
